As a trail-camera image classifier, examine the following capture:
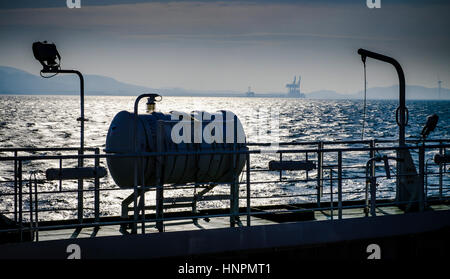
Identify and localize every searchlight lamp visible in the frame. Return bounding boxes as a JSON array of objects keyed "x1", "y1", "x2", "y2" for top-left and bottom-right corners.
[{"x1": 32, "y1": 41, "x2": 61, "y2": 71}]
